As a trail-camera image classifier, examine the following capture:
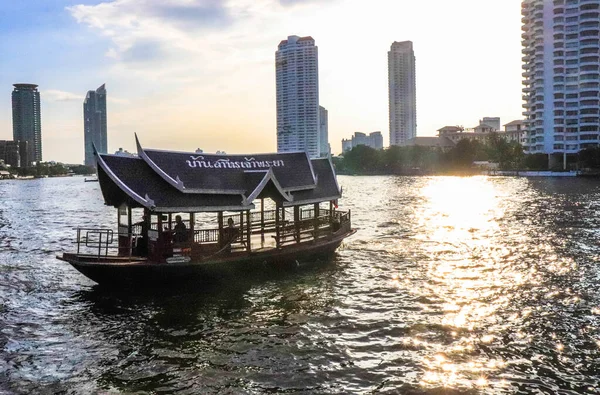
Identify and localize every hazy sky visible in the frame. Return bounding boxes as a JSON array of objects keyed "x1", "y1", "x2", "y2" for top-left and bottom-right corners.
[{"x1": 0, "y1": 0, "x2": 523, "y2": 163}]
